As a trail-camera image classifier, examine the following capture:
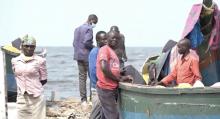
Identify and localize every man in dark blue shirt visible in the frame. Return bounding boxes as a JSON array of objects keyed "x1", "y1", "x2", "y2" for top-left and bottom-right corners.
[{"x1": 73, "y1": 14, "x2": 98, "y2": 104}]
